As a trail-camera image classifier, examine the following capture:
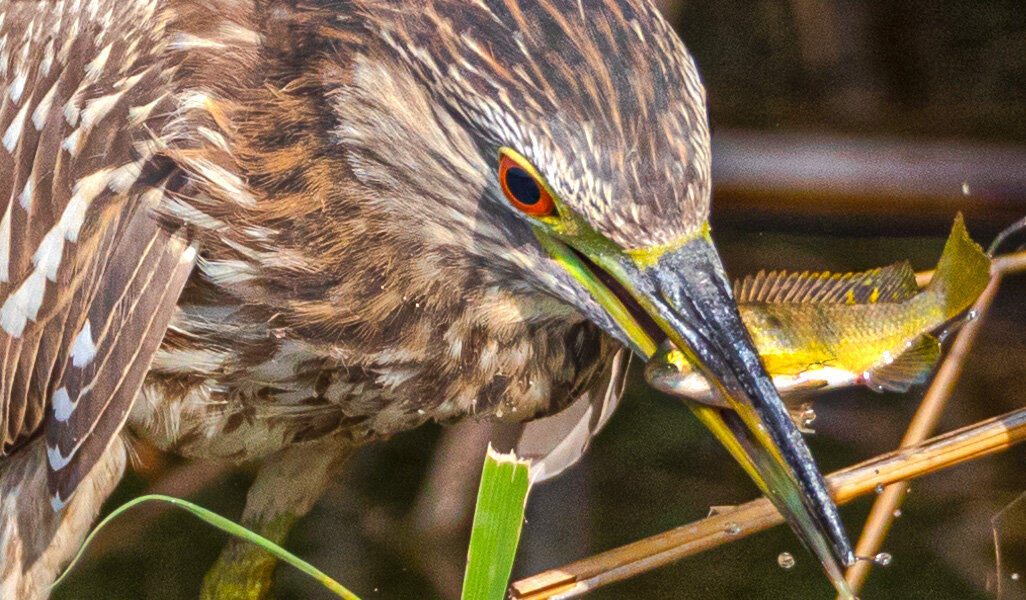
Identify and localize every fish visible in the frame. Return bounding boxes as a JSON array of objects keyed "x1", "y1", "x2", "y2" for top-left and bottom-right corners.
[{"x1": 645, "y1": 214, "x2": 991, "y2": 418}]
